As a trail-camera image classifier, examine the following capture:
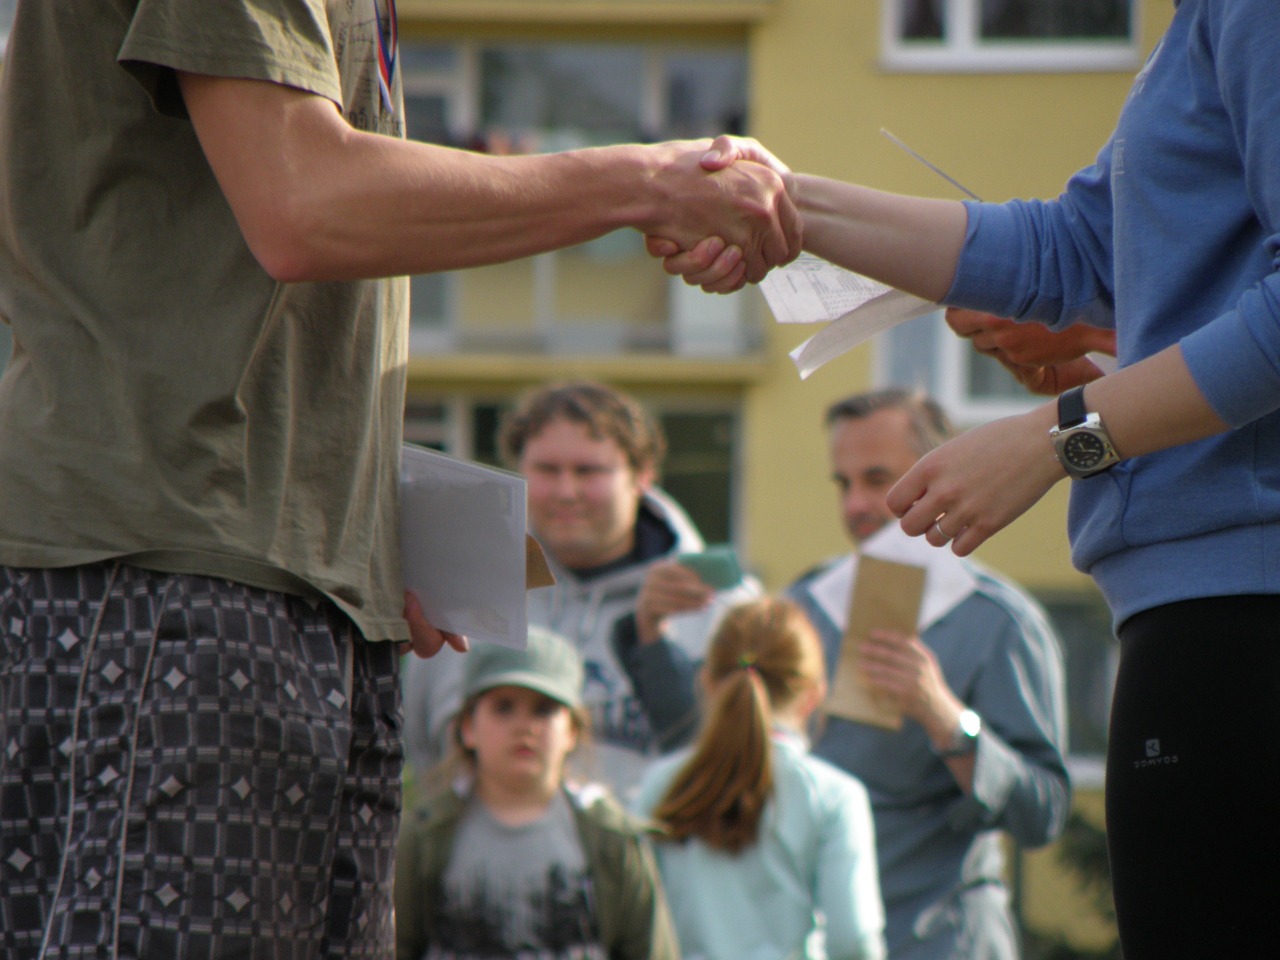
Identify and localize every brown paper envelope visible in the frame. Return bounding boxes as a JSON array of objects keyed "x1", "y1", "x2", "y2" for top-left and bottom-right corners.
[
  {"x1": 526, "y1": 535, "x2": 556, "y2": 589},
  {"x1": 826, "y1": 555, "x2": 925, "y2": 730}
]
